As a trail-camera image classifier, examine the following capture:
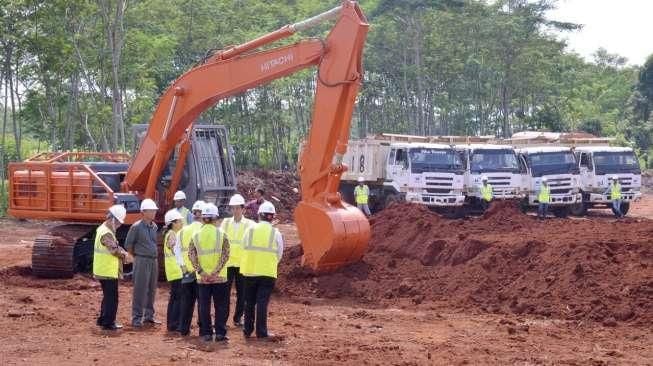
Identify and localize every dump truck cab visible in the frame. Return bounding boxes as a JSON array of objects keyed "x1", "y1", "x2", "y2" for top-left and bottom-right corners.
[
  {"x1": 571, "y1": 146, "x2": 642, "y2": 216},
  {"x1": 517, "y1": 146, "x2": 581, "y2": 216},
  {"x1": 341, "y1": 137, "x2": 465, "y2": 212},
  {"x1": 456, "y1": 144, "x2": 525, "y2": 202}
]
